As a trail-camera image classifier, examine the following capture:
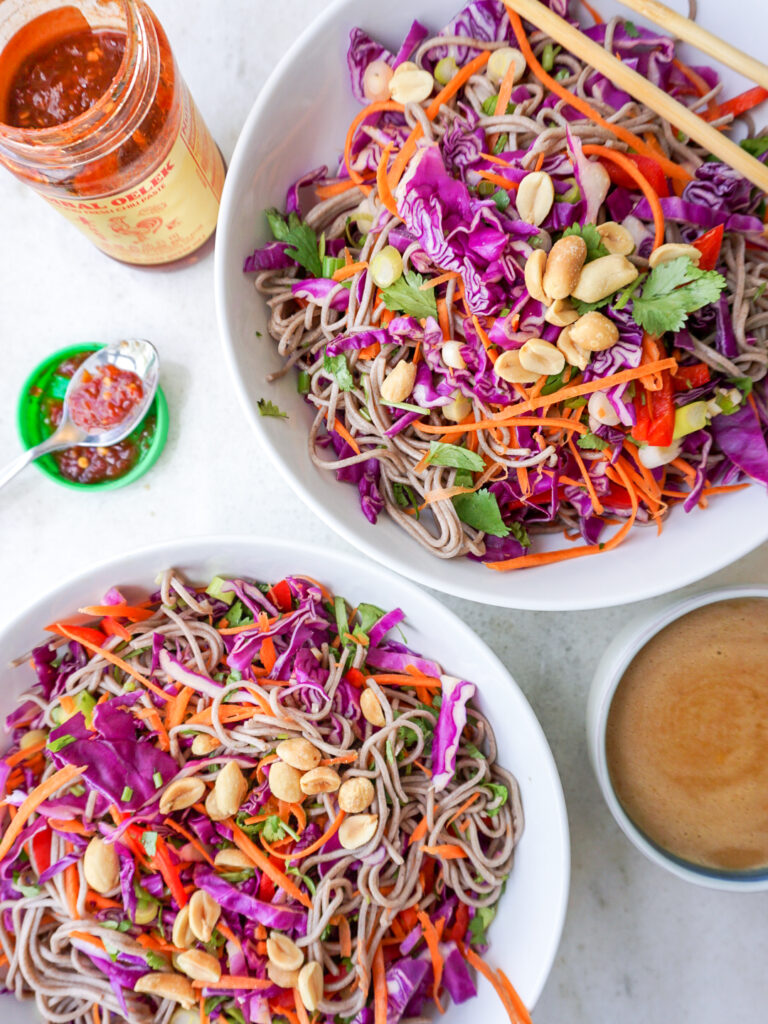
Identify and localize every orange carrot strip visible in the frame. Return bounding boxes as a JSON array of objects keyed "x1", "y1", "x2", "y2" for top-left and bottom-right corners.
[
  {"x1": 419, "y1": 271, "x2": 462, "y2": 290},
  {"x1": 0, "y1": 766, "x2": 85, "y2": 862},
  {"x1": 476, "y1": 169, "x2": 520, "y2": 191},
  {"x1": 343, "y1": 100, "x2": 405, "y2": 190},
  {"x1": 446, "y1": 792, "x2": 480, "y2": 827},
  {"x1": 409, "y1": 816, "x2": 429, "y2": 846},
  {"x1": 320, "y1": 753, "x2": 358, "y2": 766},
  {"x1": 337, "y1": 914, "x2": 353, "y2": 959},
  {"x1": 329, "y1": 415, "x2": 361, "y2": 456},
  {"x1": 315, "y1": 177, "x2": 365, "y2": 199},
  {"x1": 702, "y1": 483, "x2": 751, "y2": 497},
  {"x1": 373, "y1": 943, "x2": 388, "y2": 1024},
  {"x1": 580, "y1": 0, "x2": 603, "y2": 23},
  {"x1": 192, "y1": 976, "x2": 274, "y2": 991},
  {"x1": 294, "y1": 987, "x2": 312, "y2": 1024},
  {"x1": 216, "y1": 920, "x2": 243, "y2": 954},
  {"x1": 376, "y1": 144, "x2": 399, "y2": 218},
  {"x1": 85, "y1": 893, "x2": 122, "y2": 910},
  {"x1": 70, "y1": 931, "x2": 105, "y2": 951},
  {"x1": 567, "y1": 435, "x2": 604, "y2": 516},
  {"x1": 413, "y1": 413, "x2": 591, "y2": 437},
  {"x1": 357, "y1": 341, "x2": 381, "y2": 360},
  {"x1": 472, "y1": 315, "x2": 497, "y2": 364},
  {"x1": 184, "y1": 706, "x2": 259, "y2": 727},
  {"x1": 671, "y1": 456, "x2": 697, "y2": 482},
  {"x1": 498, "y1": 970, "x2": 534, "y2": 1024},
  {"x1": 582, "y1": 144, "x2": 665, "y2": 250},
  {"x1": 79, "y1": 604, "x2": 153, "y2": 622},
  {"x1": 92, "y1": 1004, "x2": 101, "y2": 1024},
  {"x1": 332, "y1": 261, "x2": 369, "y2": 282},
  {"x1": 228, "y1": 821, "x2": 312, "y2": 908},
  {"x1": 505, "y1": 7, "x2": 691, "y2": 182},
  {"x1": 366, "y1": 674, "x2": 440, "y2": 689},
  {"x1": 462, "y1": 944, "x2": 525, "y2": 1024},
  {"x1": 266, "y1": 810, "x2": 345, "y2": 862},
  {"x1": 166, "y1": 686, "x2": 193, "y2": 731},
  {"x1": 49, "y1": 818, "x2": 94, "y2": 837},
  {"x1": 53, "y1": 626, "x2": 168, "y2": 701},
  {"x1": 163, "y1": 817, "x2": 216, "y2": 867},
  {"x1": 437, "y1": 298, "x2": 451, "y2": 340},
  {"x1": 136, "y1": 706, "x2": 170, "y2": 751},
  {"x1": 416, "y1": 910, "x2": 444, "y2": 1009},
  {"x1": 4, "y1": 740, "x2": 46, "y2": 766},
  {"x1": 420, "y1": 844, "x2": 468, "y2": 860}
]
